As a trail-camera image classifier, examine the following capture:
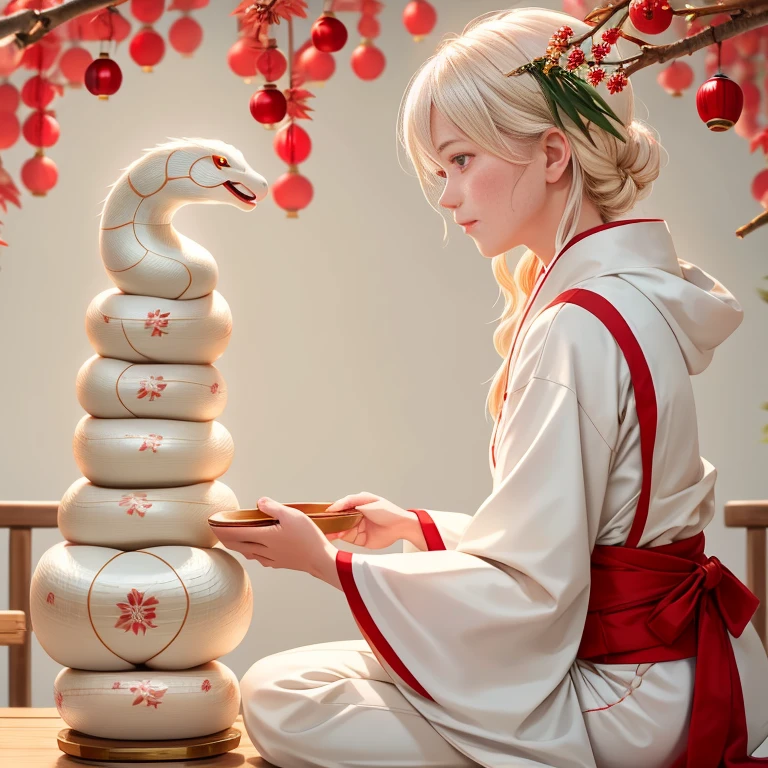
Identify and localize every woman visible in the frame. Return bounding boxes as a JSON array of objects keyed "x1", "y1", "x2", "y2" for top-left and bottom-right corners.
[{"x1": 213, "y1": 8, "x2": 768, "y2": 767}]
